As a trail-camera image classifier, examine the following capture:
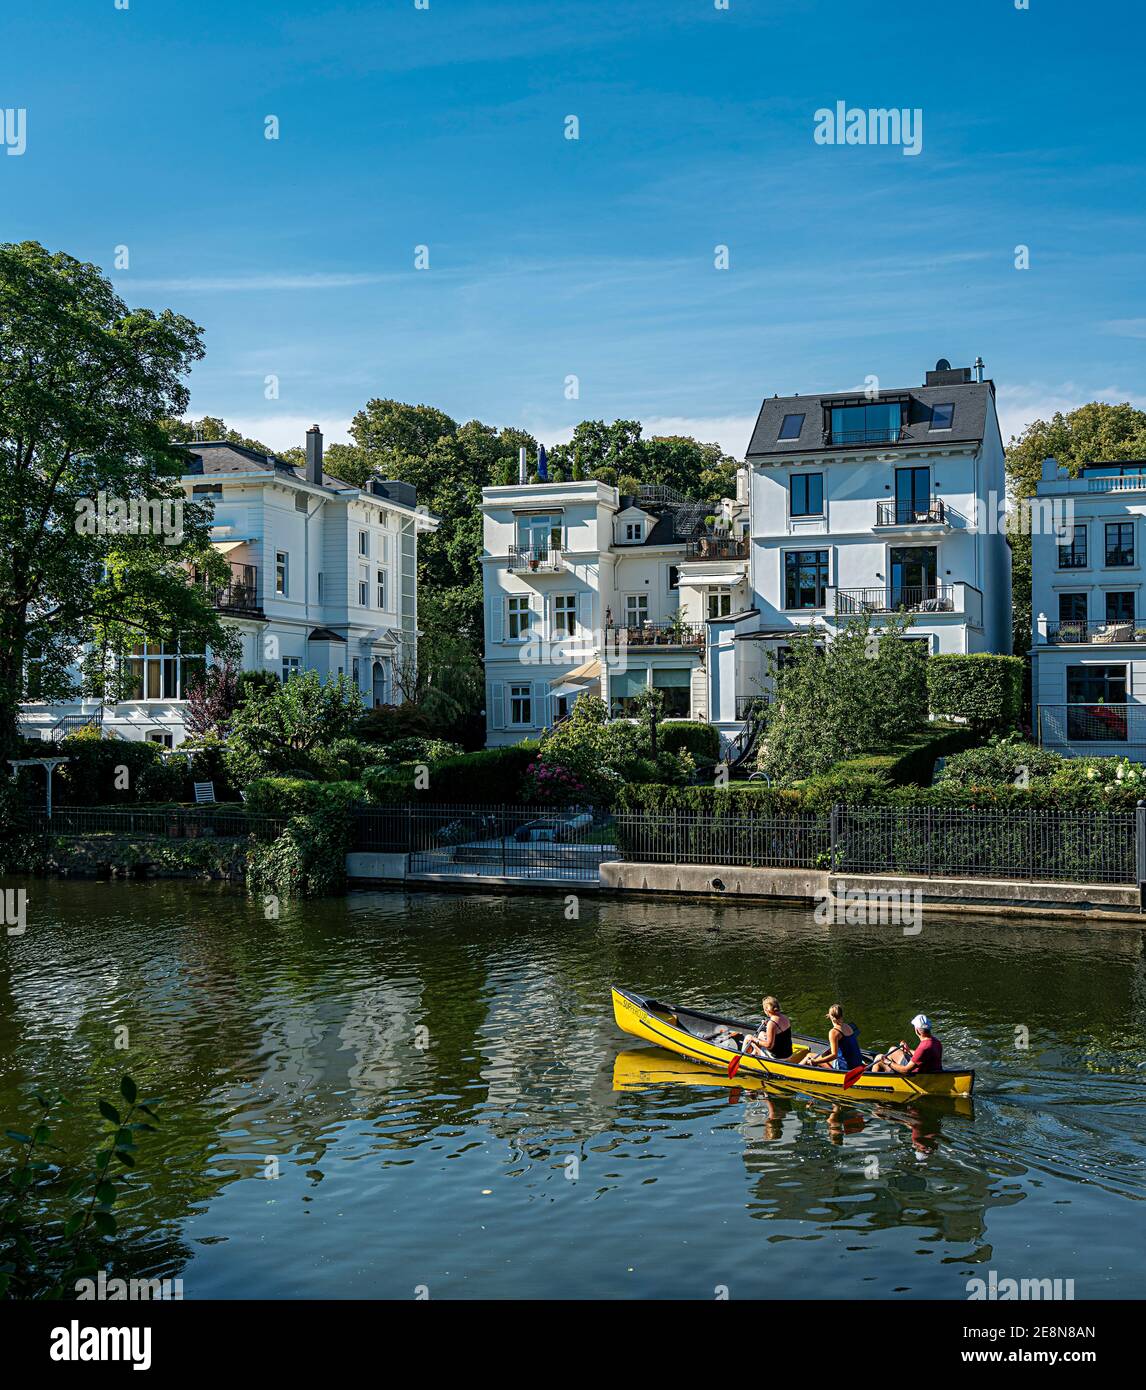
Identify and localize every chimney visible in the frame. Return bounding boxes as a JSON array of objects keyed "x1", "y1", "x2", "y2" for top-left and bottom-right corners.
[
  {"x1": 518, "y1": 446, "x2": 527, "y2": 486},
  {"x1": 306, "y1": 424, "x2": 323, "y2": 485},
  {"x1": 973, "y1": 355, "x2": 985, "y2": 384}
]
